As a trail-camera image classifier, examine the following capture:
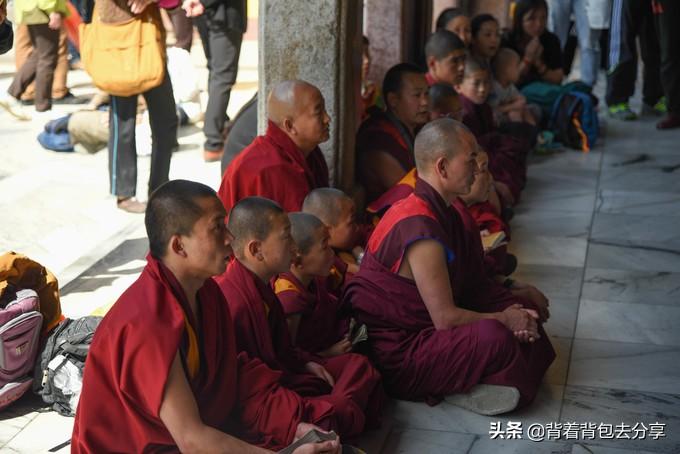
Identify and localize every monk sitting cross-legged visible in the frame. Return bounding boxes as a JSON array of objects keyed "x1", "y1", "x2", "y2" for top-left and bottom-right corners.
[
  {"x1": 72, "y1": 180, "x2": 341, "y2": 453},
  {"x1": 216, "y1": 197, "x2": 383, "y2": 439},
  {"x1": 218, "y1": 80, "x2": 331, "y2": 214},
  {"x1": 344, "y1": 119, "x2": 555, "y2": 415},
  {"x1": 274, "y1": 213, "x2": 353, "y2": 358}
]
